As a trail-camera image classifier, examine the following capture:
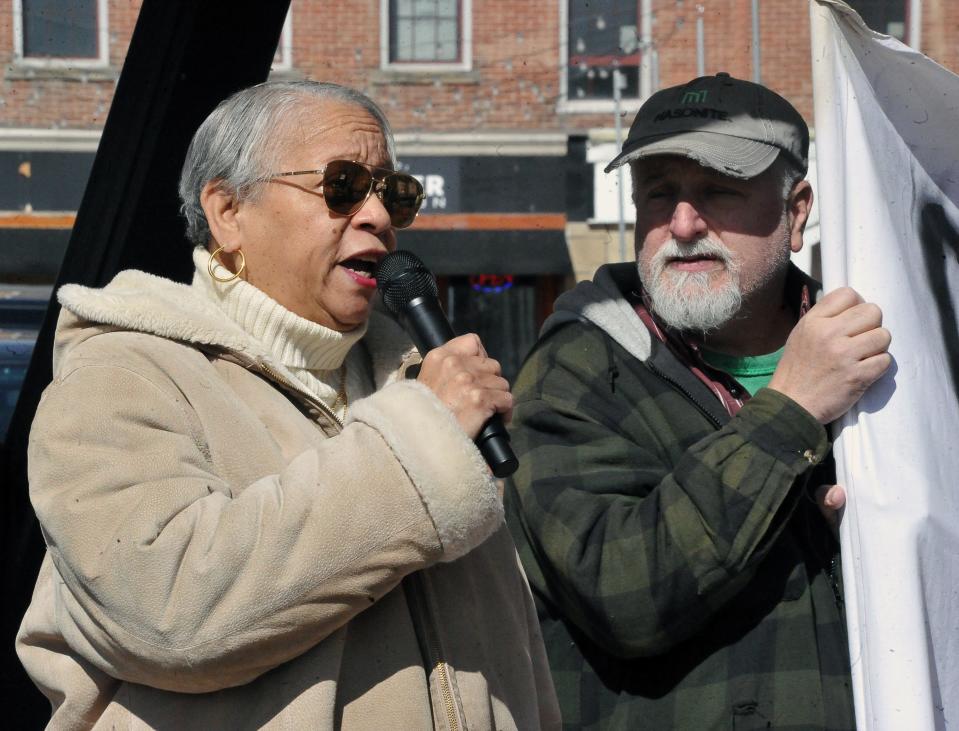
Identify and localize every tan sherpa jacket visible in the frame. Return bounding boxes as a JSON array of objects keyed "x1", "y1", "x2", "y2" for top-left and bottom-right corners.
[{"x1": 16, "y1": 269, "x2": 560, "y2": 730}]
